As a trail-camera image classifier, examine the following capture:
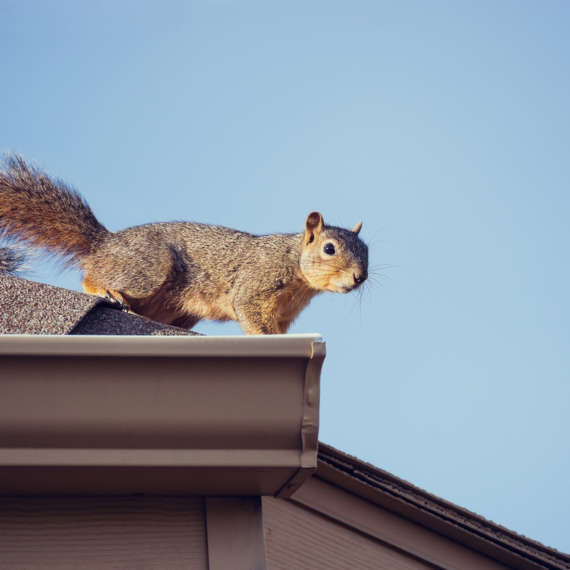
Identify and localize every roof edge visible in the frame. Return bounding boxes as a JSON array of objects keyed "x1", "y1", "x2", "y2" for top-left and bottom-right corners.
[{"x1": 316, "y1": 443, "x2": 569, "y2": 569}]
